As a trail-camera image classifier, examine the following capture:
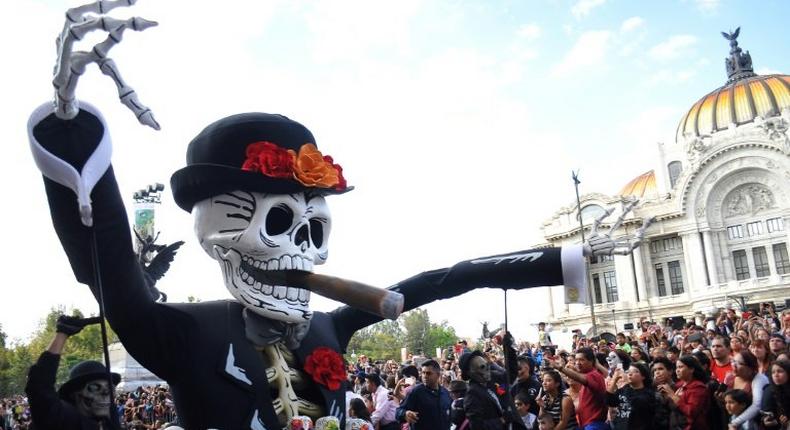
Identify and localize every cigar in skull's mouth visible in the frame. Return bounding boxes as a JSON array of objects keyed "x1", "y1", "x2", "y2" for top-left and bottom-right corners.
[{"x1": 260, "y1": 271, "x2": 404, "y2": 320}]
